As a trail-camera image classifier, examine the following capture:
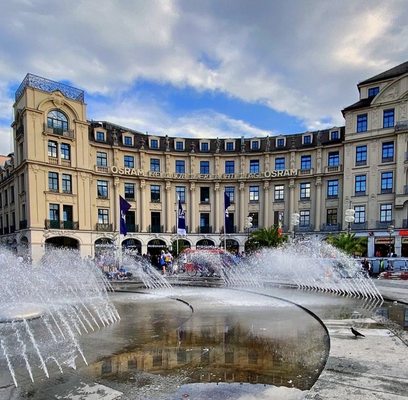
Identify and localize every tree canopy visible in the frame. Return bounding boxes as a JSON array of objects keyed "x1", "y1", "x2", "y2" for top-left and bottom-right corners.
[
  {"x1": 246, "y1": 226, "x2": 287, "y2": 252},
  {"x1": 326, "y1": 232, "x2": 367, "y2": 256}
]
